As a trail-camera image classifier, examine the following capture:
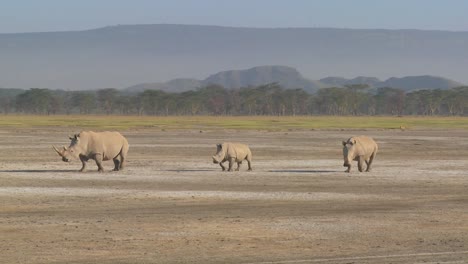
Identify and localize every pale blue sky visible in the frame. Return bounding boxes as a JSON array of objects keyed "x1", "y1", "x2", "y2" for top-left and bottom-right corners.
[{"x1": 1, "y1": 0, "x2": 468, "y2": 33}]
